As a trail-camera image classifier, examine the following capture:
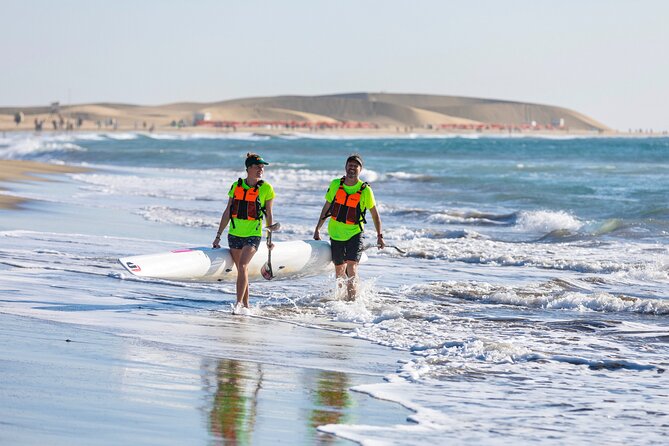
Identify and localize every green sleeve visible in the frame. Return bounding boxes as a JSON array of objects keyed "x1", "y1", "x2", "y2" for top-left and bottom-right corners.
[
  {"x1": 324, "y1": 179, "x2": 338, "y2": 202},
  {"x1": 363, "y1": 185, "x2": 376, "y2": 211},
  {"x1": 262, "y1": 182, "x2": 275, "y2": 203}
]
